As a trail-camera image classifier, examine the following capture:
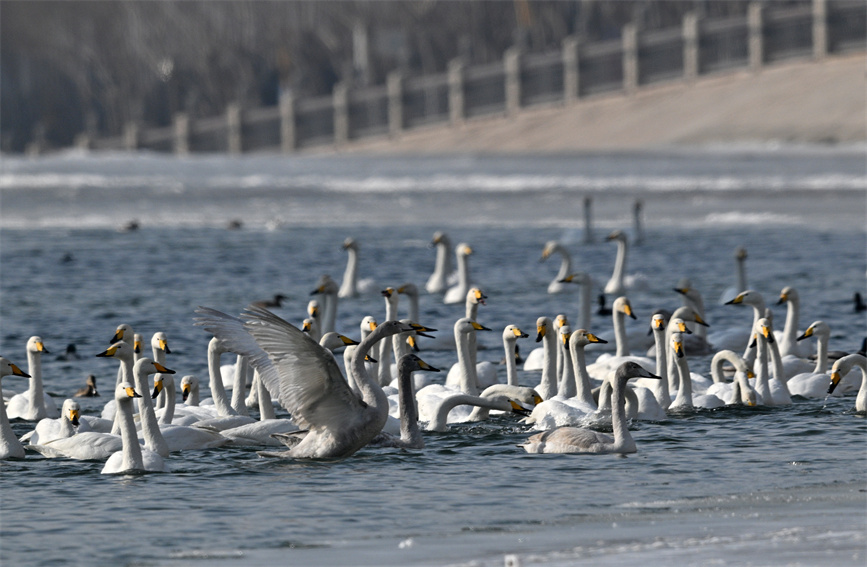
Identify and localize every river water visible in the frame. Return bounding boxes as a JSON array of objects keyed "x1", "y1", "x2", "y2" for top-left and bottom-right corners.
[{"x1": 0, "y1": 146, "x2": 865, "y2": 566}]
